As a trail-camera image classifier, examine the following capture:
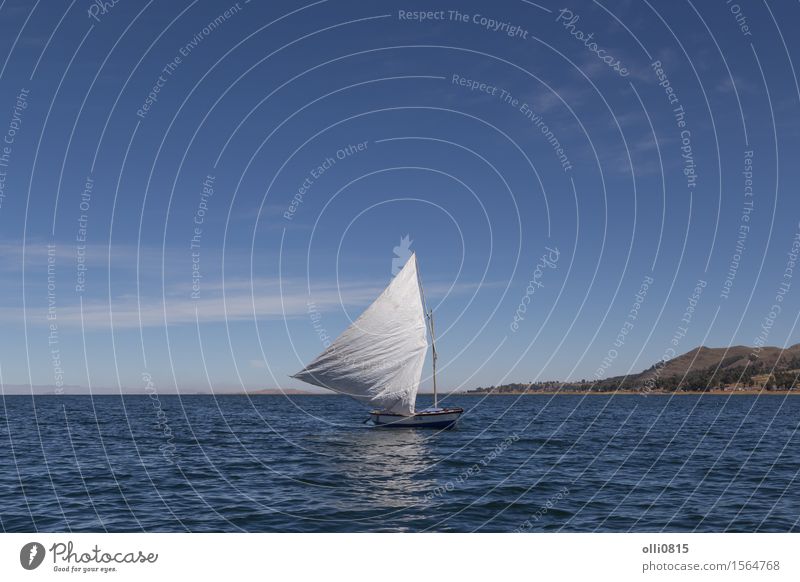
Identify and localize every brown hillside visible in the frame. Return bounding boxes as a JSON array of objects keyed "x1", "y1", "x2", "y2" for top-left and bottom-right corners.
[{"x1": 640, "y1": 343, "x2": 800, "y2": 379}]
